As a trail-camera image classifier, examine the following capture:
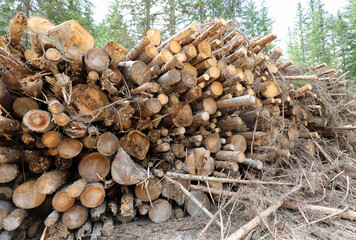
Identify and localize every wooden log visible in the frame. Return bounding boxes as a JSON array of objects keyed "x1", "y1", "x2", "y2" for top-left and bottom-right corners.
[
  {"x1": 148, "y1": 49, "x2": 173, "y2": 67},
  {"x1": 118, "y1": 61, "x2": 151, "y2": 85},
  {"x1": 23, "y1": 109, "x2": 52, "y2": 133},
  {"x1": 96, "y1": 132, "x2": 119, "y2": 156},
  {"x1": 135, "y1": 177, "x2": 162, "y2": 202},
  {"x1": 0, "y1": 164, "x2": 18, "y2": 183},
  {"x1": 62, "y1": 204, "x2": 88, "y2": 230},
  {"x1": 148, "y1": 199, "x2": 172, "y2": 223},
  {"x1": 52, "y1": 185, "x2": 75, "y2": 212},
  {"x1": 57, "y1": 138, "x2": 83, "y2": 159},
  {"x1": 90, "y1": 199, "x2": 106, "y2": 221},
  {"x1": 241, "y1": 158, "x2": 263, "y2": 170},
  {"x1": 184, "y1": 147, "x2": 214, "y2": 176},
  {"x1": 0, "y1": 116, "x2": 21, "y2": 133},
  {"x1": 23, "y1": 150, "x2": 51, "y2": 173},
  {"x1": 124, "y1": 36, "x2": 150, "y2": 61},
  {"x1": 159, "y1": 23, "x2": 197, "y2": 48},
  {"x1": 184, "y1": 190, "x2": 210, "y2": 218},
  {"x1": 157, "y1": 69, "x2": 181, "y2": 87},
  {"x1": 66, "y1": 178, "x2": 87, "y2": 199},
  {"x1": 102, "y1": 215, "x2": 114, "y2": 236},
  {"x1": 76, "y1": 220, "x2": 92, "y2": 239},
  {"x1": 269, "y1": 46, "x2": 283, "y2": 62},
  {"x1": 145, "y1": 28, "x2": 161, "y2": 46},
  {"x1": 216, "y1": 116, "x2": 243, "y2": 131},
  {"x1": 2, "y1": 146, "x2": 22, "y2": 166},
  {"x1": 41, "y1": 131, "x2": 62, "y2": 148},
  {"x1": 0, "y1": 200, "x2": 12, "y2": 229},
  {"x1": 203, "y1": 133, "x2": 221, "y2": 153},
  {"x1": 12, "y1": 180, "x2": 46, "y2": 209},
  {"x1": 78, "y1": 152, "x2": 111, "y2": 182},
  {"x1": 3, "y1": 208, "x2": 27, "y2": 231},
  {"x1": 35, "y1": 169, "x2": 70, "y2": 194},
  {"x1": 119, "y1": 130, "x2": 150, "y2": 160},
  {"x1": 44, "y1": 210, "x2": 60, "y2": 227},
  {"x1": 217, "y1": 95, "x2": 256, "y2": 109},
  {"x1": 12, "y1": 97, "x2": 38, "y2": 117},
  {"x1": 137, "y1": 44, "x2": 159, "y2": 64},
  {"x1": 47, "y1": 19, "x2": 94, "y2": 54},
  {"x1": 80, "y1": 182, "x2": 105, "y2": 208},
  {"x1": 131, "y1": 82, "x2": 160, "y2": 95},
  {"x1": 290, "y1": 84, "x2": 312, "y2": 99},
  {"x1": 102, "y1": 41, "x2": 127, "y2": 68},
  {"x1": 215, "y1": 150, "x2": 245, "y2": 163},
  {"x1": 215, "y1": 160, "x2": 239, "y2": 171},
  {"x1": 111, "y1": 148, "x2": 147, "y2": 185}
]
